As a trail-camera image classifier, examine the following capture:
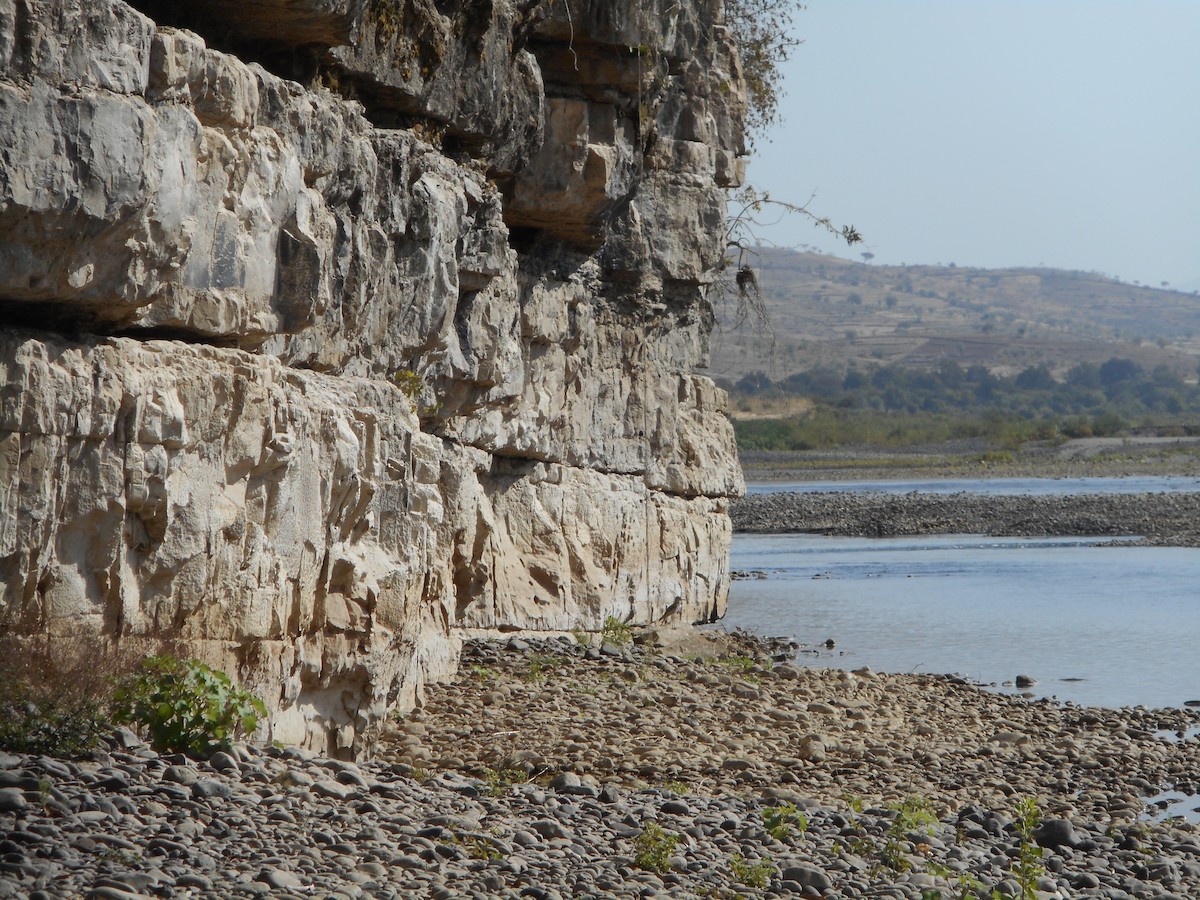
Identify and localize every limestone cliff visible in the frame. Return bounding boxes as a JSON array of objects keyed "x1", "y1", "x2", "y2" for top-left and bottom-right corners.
[{"x1": 0, "y1": 0, "x2": 746, "y2": 755}]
